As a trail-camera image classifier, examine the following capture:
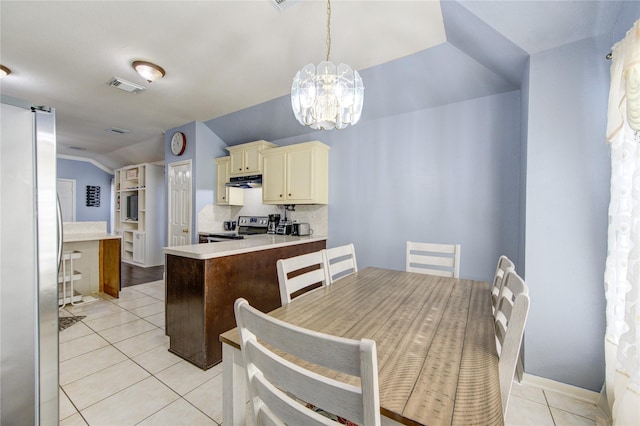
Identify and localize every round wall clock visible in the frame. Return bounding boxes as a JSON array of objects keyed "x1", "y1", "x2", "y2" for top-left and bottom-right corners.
[{"x1": 170, "y1": 131, "x2": 187, "y2": 156}]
